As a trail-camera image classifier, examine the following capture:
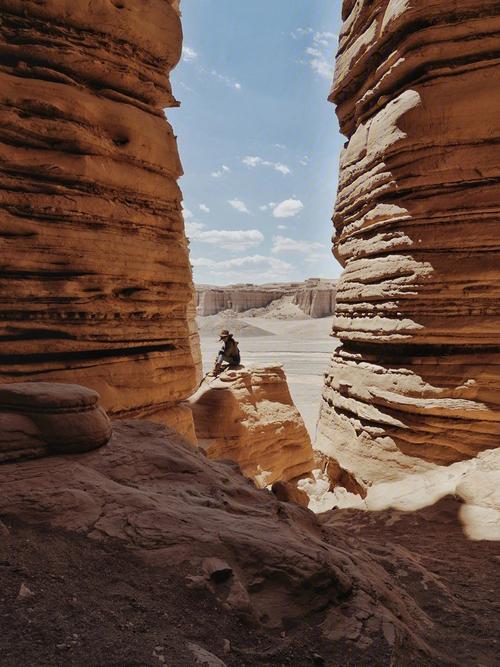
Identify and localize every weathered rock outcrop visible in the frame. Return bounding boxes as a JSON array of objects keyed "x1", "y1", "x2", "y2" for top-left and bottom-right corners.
[
  {"x1": 189, "y1": 366, "x2": 314, "y2": 486},
  {"x1": 293, "y1": 279, "x2": 338, "y2": 318},
  {"x1": 0, "y1": 1, "x2": 201, "y2": 432},
  {"x1": 1, "y1": 421, "x2": 498, "y2": 665},
  {"x1": 317, "y1": 0, "x2": 500, "y2": 483},
  {"x1": 196, "y1": 280, "x2": 337, "y2": 318},
  {"x1": 0, "y1": 382, "x2": 111, "y2": 463}
]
